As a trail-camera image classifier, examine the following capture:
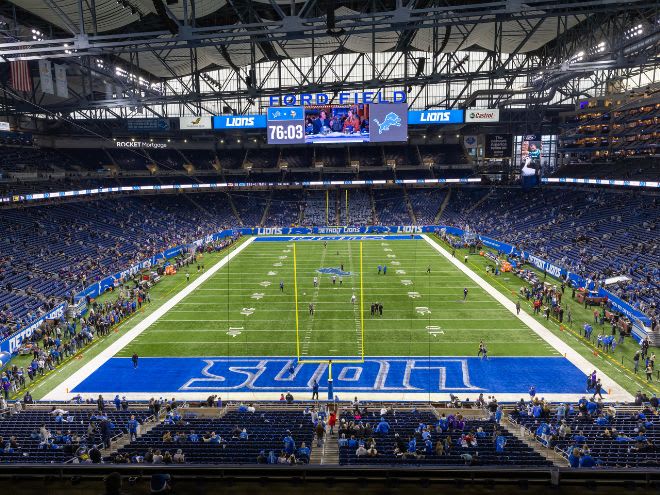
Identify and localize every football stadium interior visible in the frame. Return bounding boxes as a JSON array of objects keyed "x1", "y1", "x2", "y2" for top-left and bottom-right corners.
[{"x1": 0, "y1": 0, "x2": 659, "y2": 493}]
